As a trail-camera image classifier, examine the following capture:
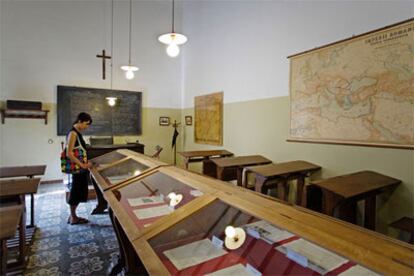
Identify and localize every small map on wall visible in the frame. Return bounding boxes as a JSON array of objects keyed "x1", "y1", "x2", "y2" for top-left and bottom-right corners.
[
  {"x1": 289, "y1": 19, "x2": 413, "y2": 149},
  {"x1": 194, "y1": 92, "x2": 223, "y2": 145}
]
